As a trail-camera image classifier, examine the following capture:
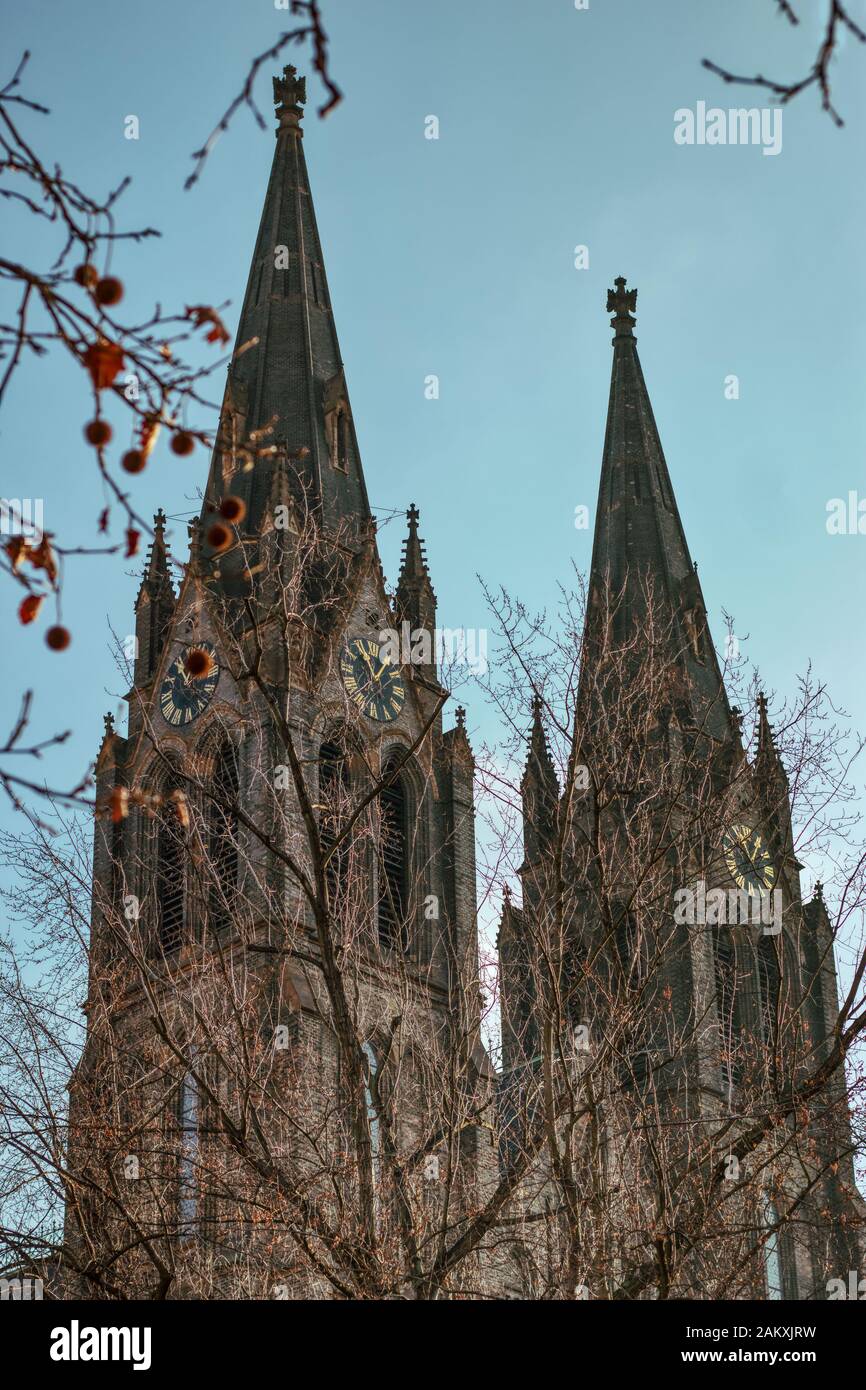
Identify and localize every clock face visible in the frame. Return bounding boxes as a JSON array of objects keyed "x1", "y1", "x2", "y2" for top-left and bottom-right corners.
[
  {"x1": 340, "y1": 637, "x2": 405, "y2": 723},
  {"x1": 723, "y1": 822, "x2": 775, "y2": 895},
  {"x1": 159, "y1": 642, "x2": 220, "y2": 727}
]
